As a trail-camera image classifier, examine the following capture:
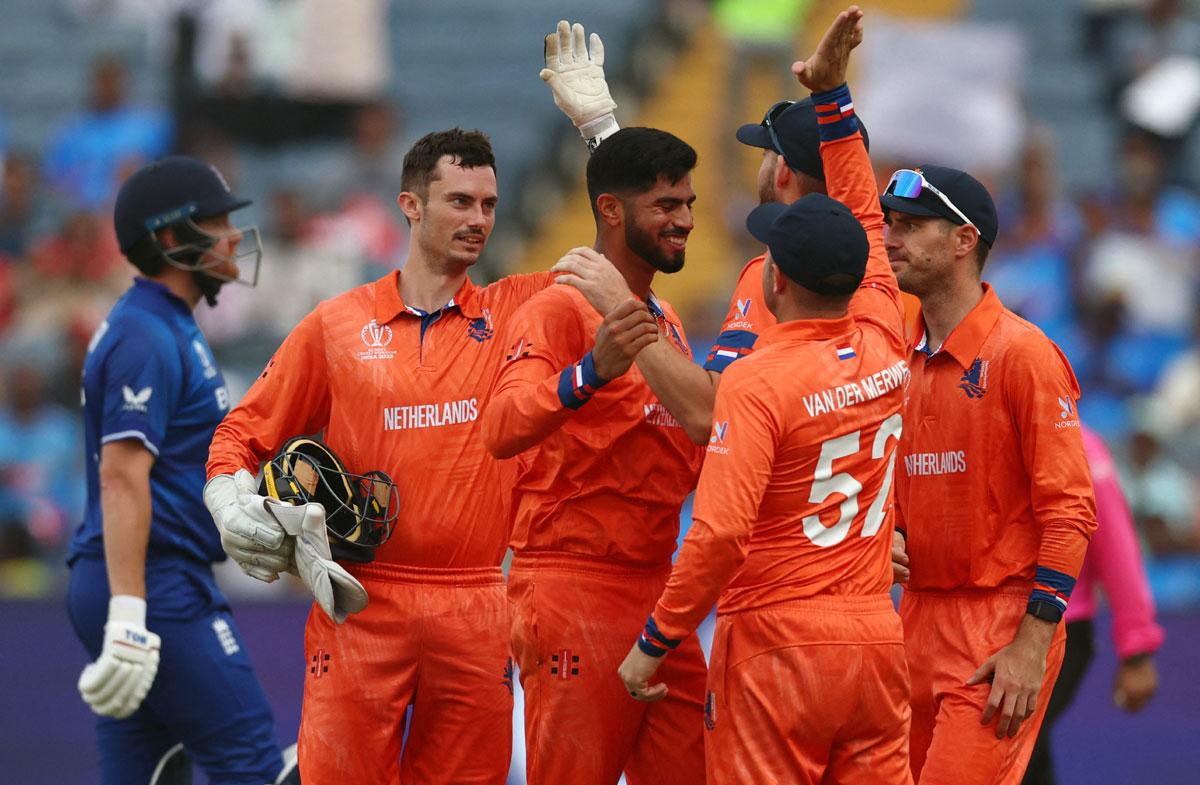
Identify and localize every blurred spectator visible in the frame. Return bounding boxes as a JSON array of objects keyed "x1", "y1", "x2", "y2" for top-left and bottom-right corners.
[
  {"x1": 0, "y1": 363, "x2": 83, "y2": 554},
  {"x1": 318, "y1": 100, "x2": 407, "y2": 209},
  {"x1": 42, "y1": 55, "x2": 174, "y2": 211},
  {"x1": 986, "y1": 131, "x2": 1084, "y2": 353},
  {"x1": 0, "y1": 153, "x2": 52, "y2": 258},
  {"x1": 197, "y1": 187, "x2": 366, "y2": 349},
  {"x1": 1076, "y1": 132, "x2": 1198, "y2": 394},
  {"x1": 28, "y1": 212, "x2": 125, "y2": 285},
  {"x1": 1120, "y1": 412, "x2": 1200, "y2": 556},
  {"x1": 1145, "y1": 310, "x2": 1200, "y2": 469},
  {"x1": 1093, "y1": 0, "x2": 1200, "y2": 172},
  {"x1": 280, "y1": 0, "x2": 390, "y2": 104}
]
